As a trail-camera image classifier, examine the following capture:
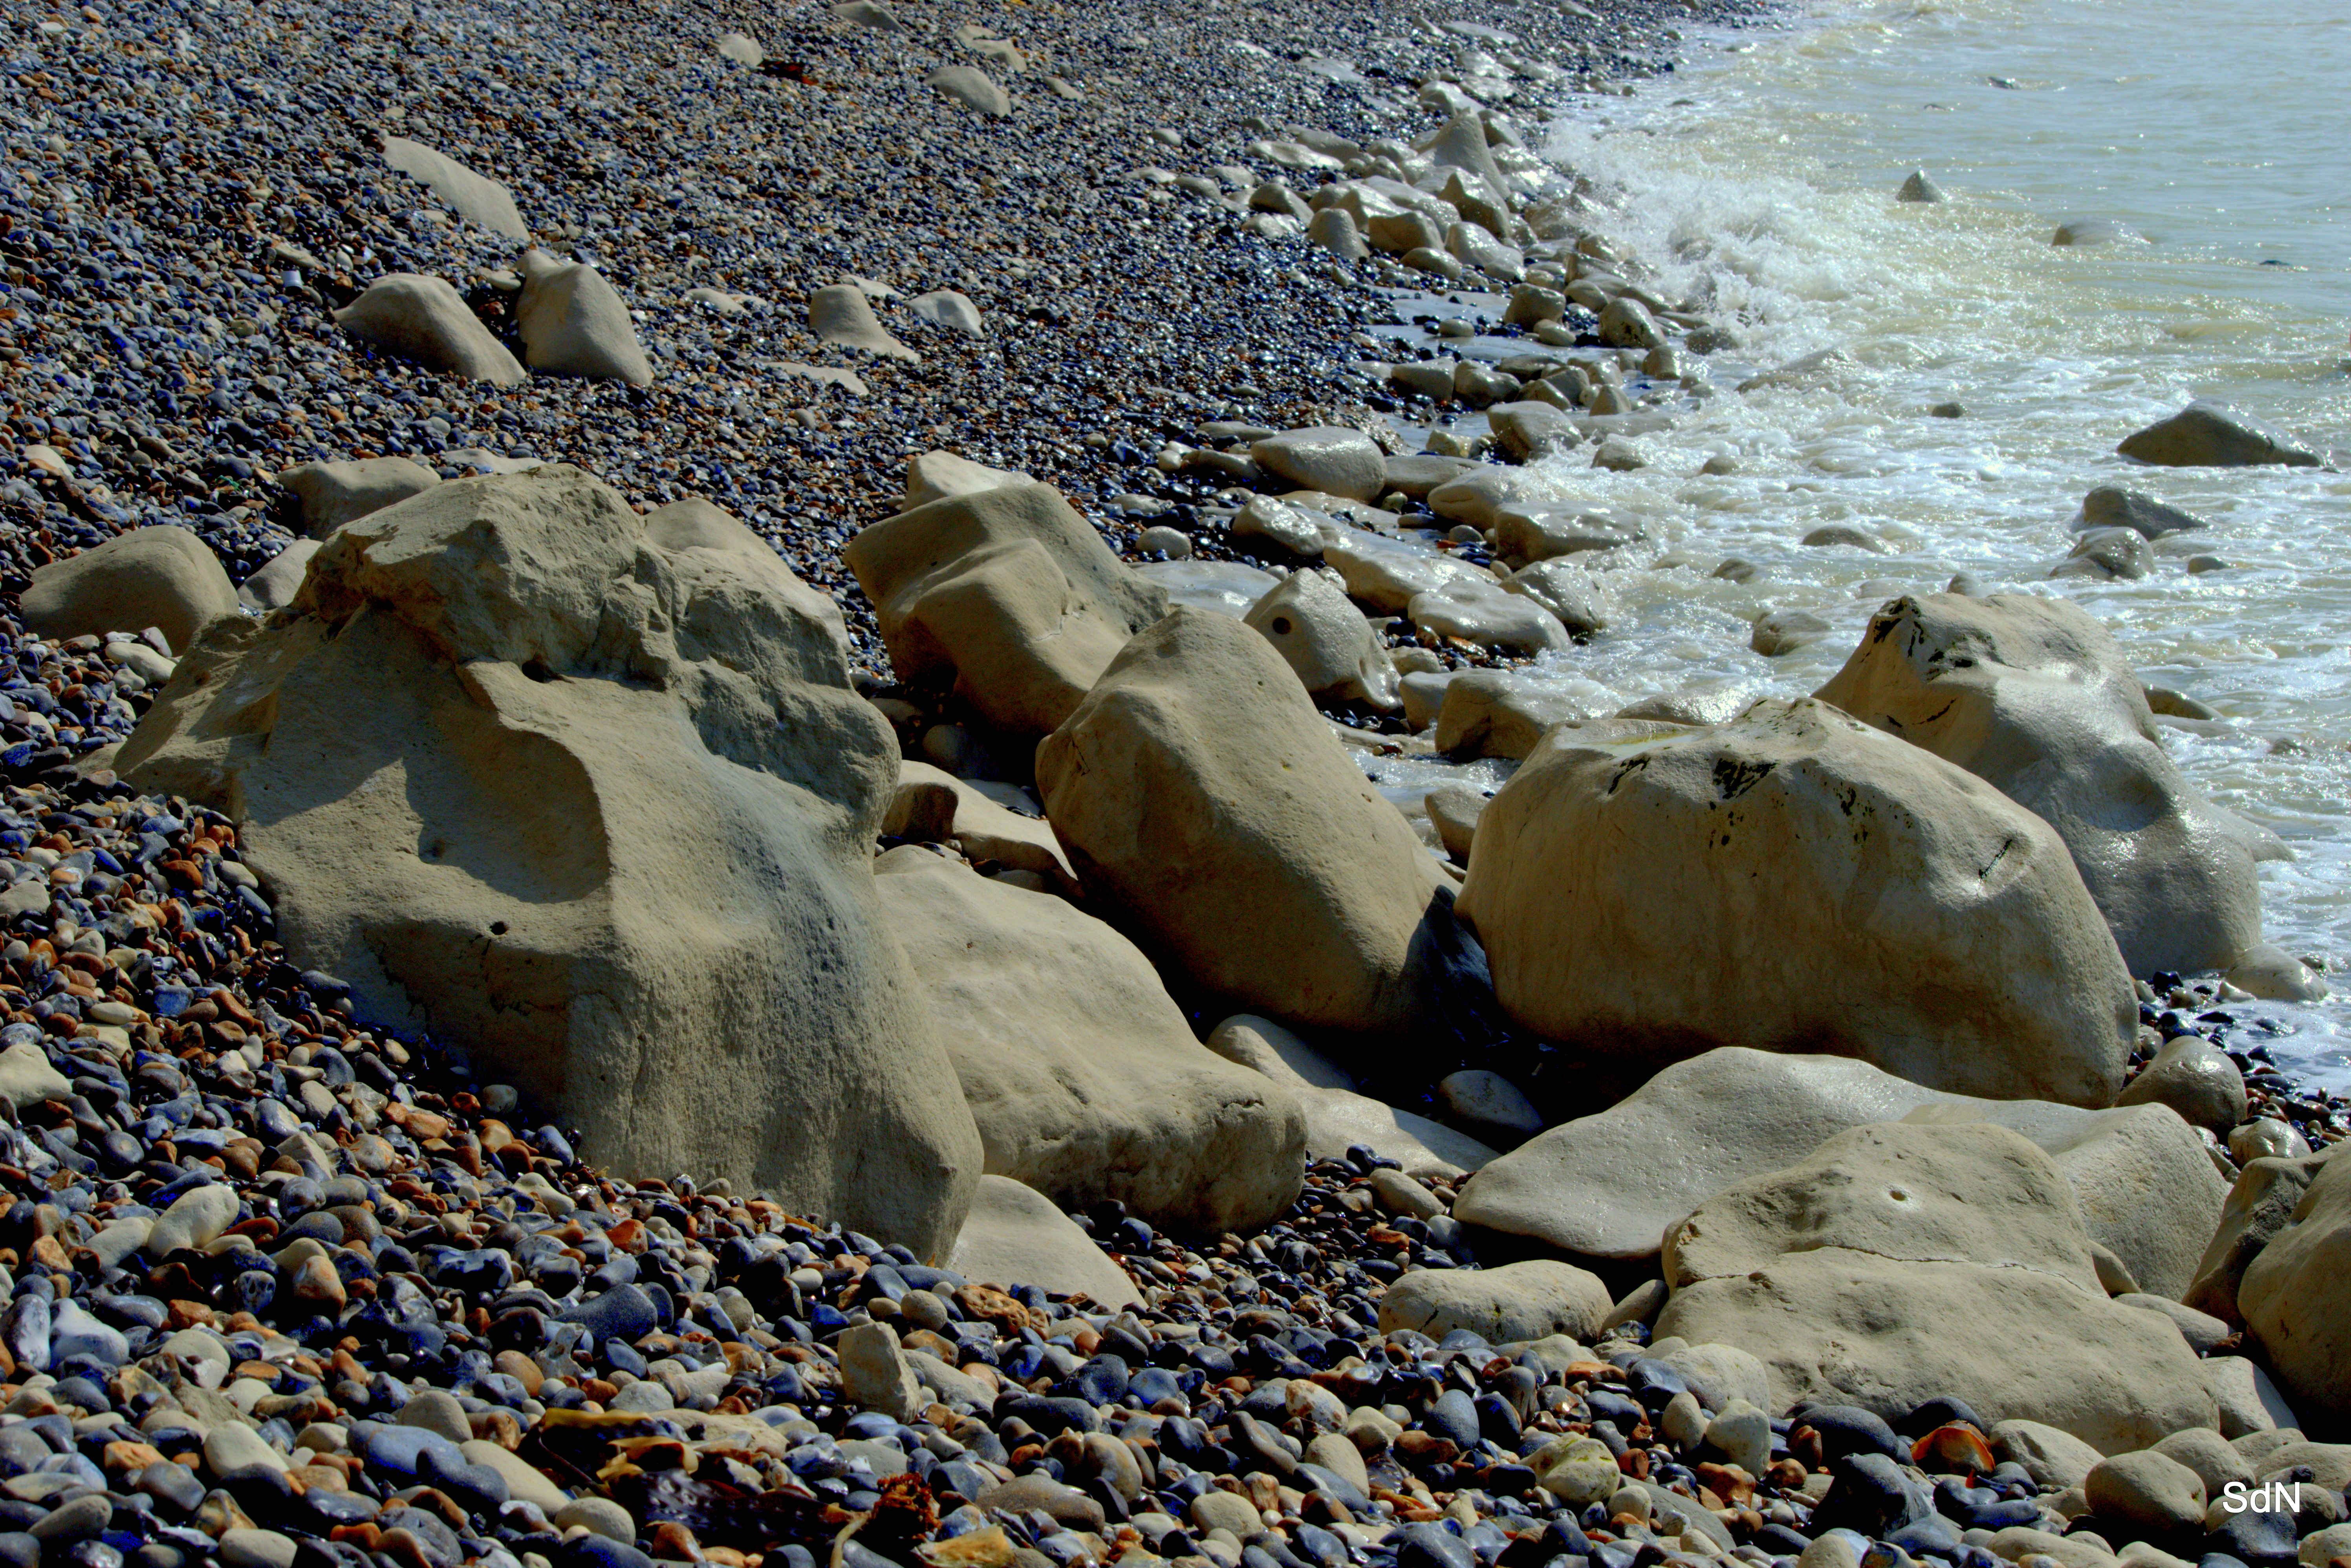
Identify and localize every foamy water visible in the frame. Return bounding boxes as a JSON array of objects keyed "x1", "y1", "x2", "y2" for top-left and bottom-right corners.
[{"x1": 1404, "y1": 0, "x2": 2351, "y2": 1084}]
